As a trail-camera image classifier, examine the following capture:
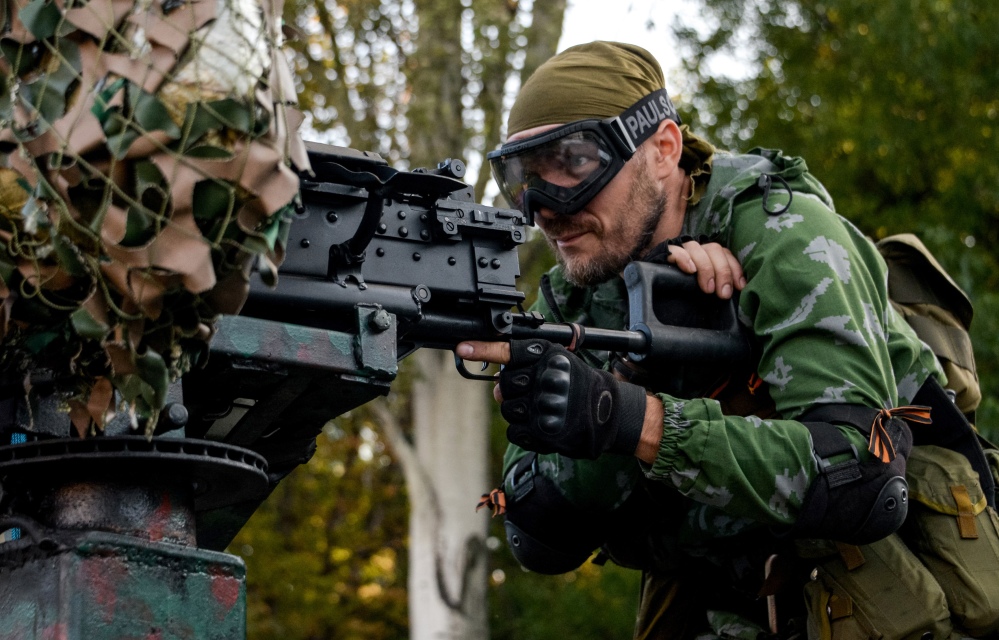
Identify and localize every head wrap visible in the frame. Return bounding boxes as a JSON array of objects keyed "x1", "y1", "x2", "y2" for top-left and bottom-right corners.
[{"x1": 507, "y1": 41, "x2": 716, "y2": 204}]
